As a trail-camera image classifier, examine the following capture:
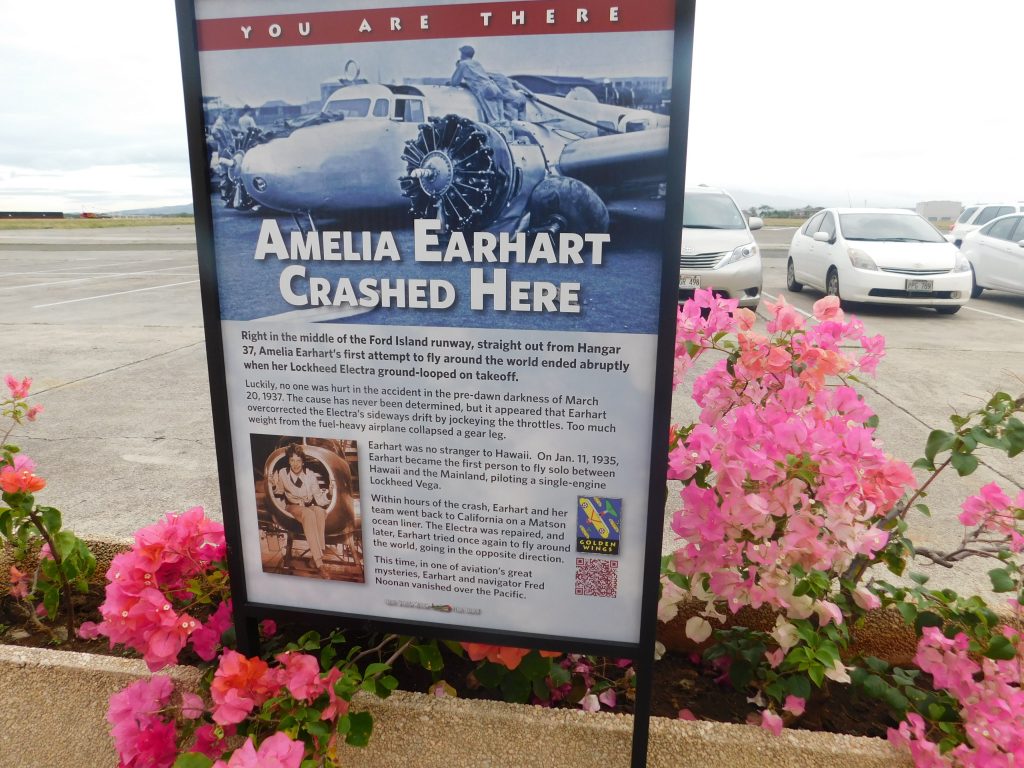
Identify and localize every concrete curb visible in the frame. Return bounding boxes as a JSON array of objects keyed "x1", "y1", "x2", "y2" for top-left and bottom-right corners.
[{"x1": 0, "y1": 644, "x2": 908, "y2": 768}]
